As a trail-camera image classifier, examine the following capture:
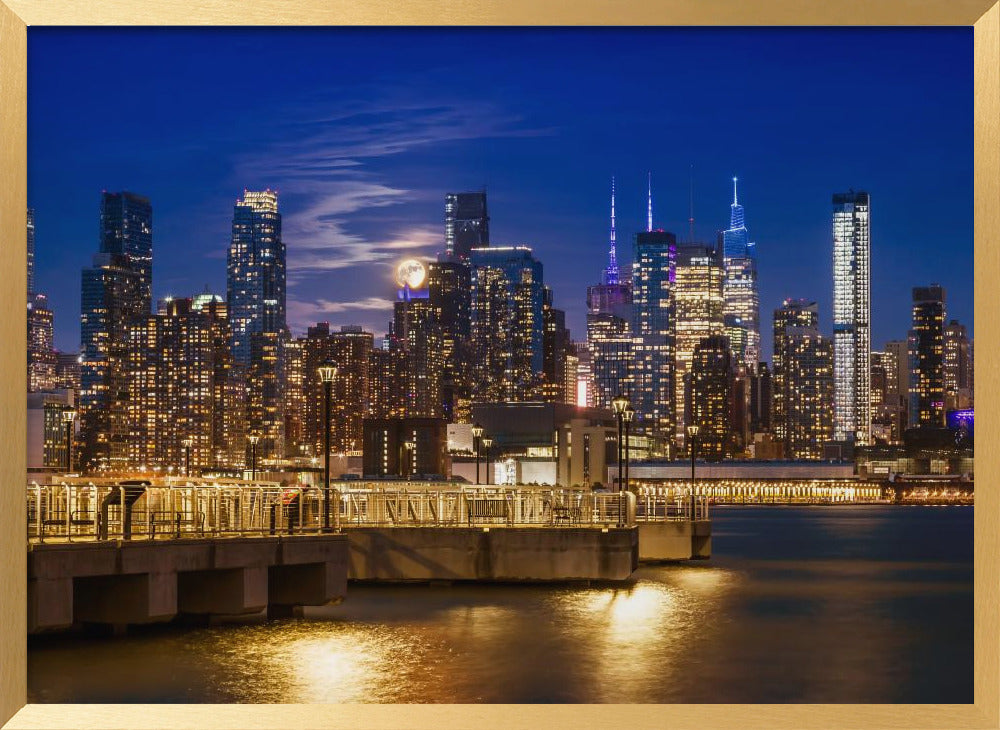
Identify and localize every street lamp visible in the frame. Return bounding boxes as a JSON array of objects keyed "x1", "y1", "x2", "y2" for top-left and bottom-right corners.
[
  {"x1": 622, "y1": 404, "x2": 635, "y2": 493},
  {"x1": 318, "y1": 361, "x2": 339, "y2": 531},
  {"x1": 248, "y1": 433, "x2": 260, "y2": 481},
  {"x1": 611, "y1": 394, "x2": 629, "y2": 493},
  {"x1": 481, "y1": 436, "x2": 493, "y2": 485},
  {"x1": 471, "y1": 423, "x2": 484, "y2": 485},
  {"x1": 181, "y1": 437, "x2": 193, "y2": 478},
  {"x1": 402, "y1": 440, "x2": 415, "y2": 479},
  {"x1": 61, "y1": 409, "x2": 76, "y2": 474},
  {"x1": 686, "y1": 424, "x2": 700, "y2": 521}
]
